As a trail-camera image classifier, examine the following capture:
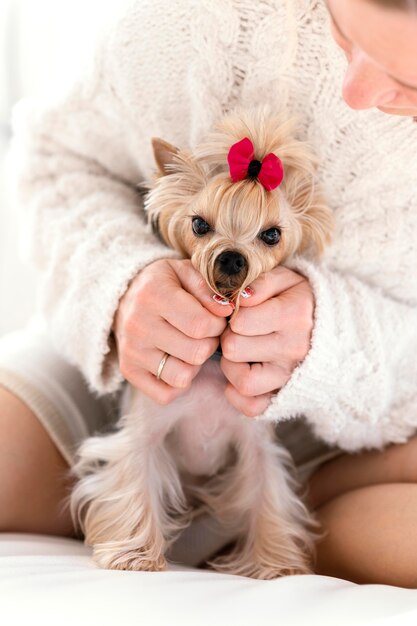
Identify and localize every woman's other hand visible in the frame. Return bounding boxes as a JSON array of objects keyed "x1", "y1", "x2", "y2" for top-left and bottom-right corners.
[
  {"x1": 220, "y1": 267, "x2": 315, "y2": 417},
  {"x1": 113, "y1": 259, "x2": 232, "y2": 404}
]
